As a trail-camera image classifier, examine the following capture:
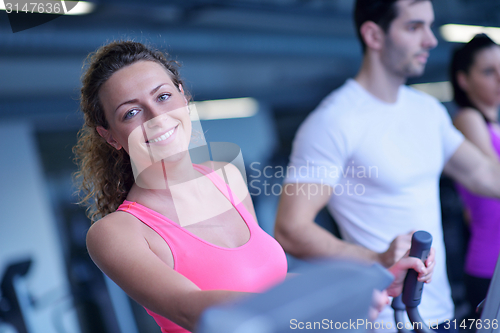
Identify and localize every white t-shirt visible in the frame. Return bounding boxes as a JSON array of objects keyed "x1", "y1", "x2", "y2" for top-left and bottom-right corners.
[{"x1": 286, "y1": 79, "x2": 464, "y2": 330}]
